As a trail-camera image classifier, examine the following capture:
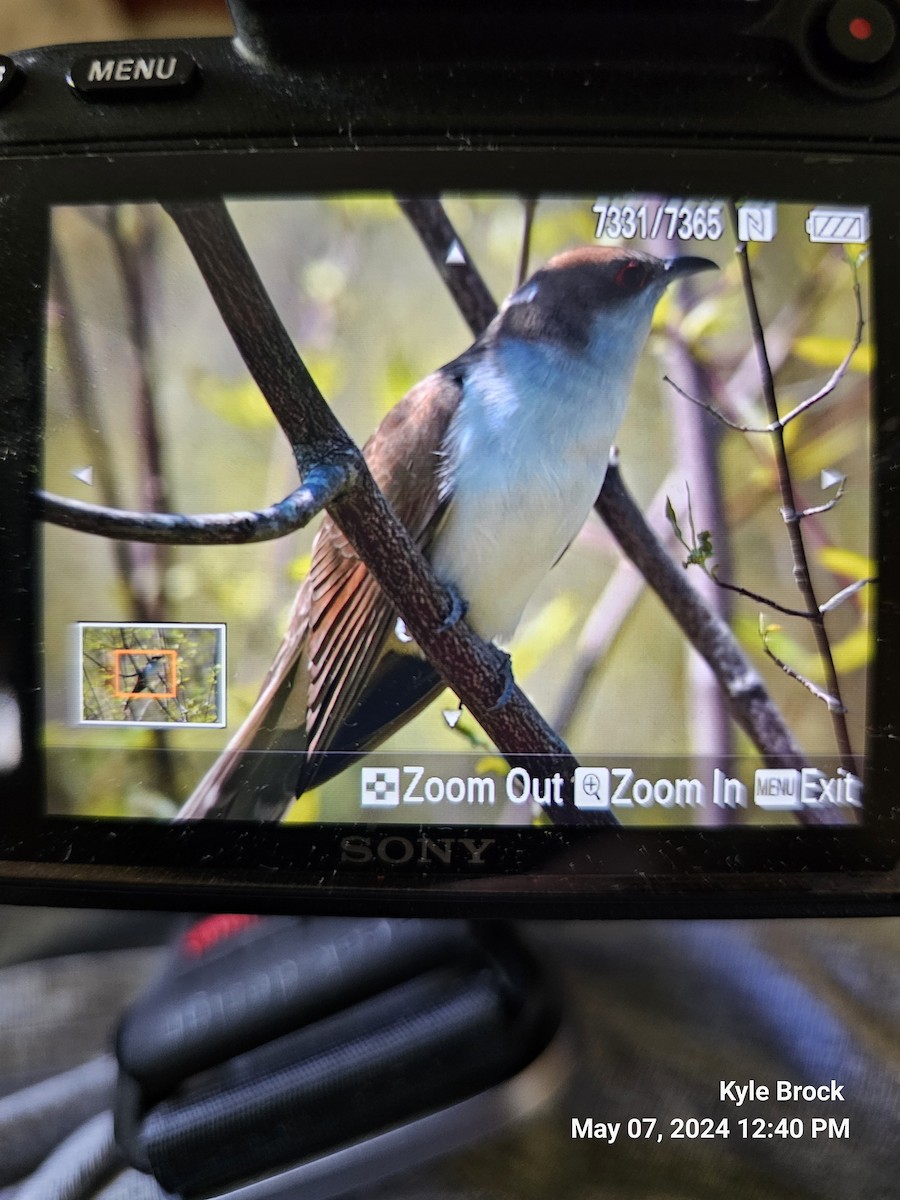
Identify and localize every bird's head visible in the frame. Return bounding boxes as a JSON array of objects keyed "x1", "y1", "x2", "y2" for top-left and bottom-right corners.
[{"x1": 497, "y1": 245, "x2": 717, "y2": 366}]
